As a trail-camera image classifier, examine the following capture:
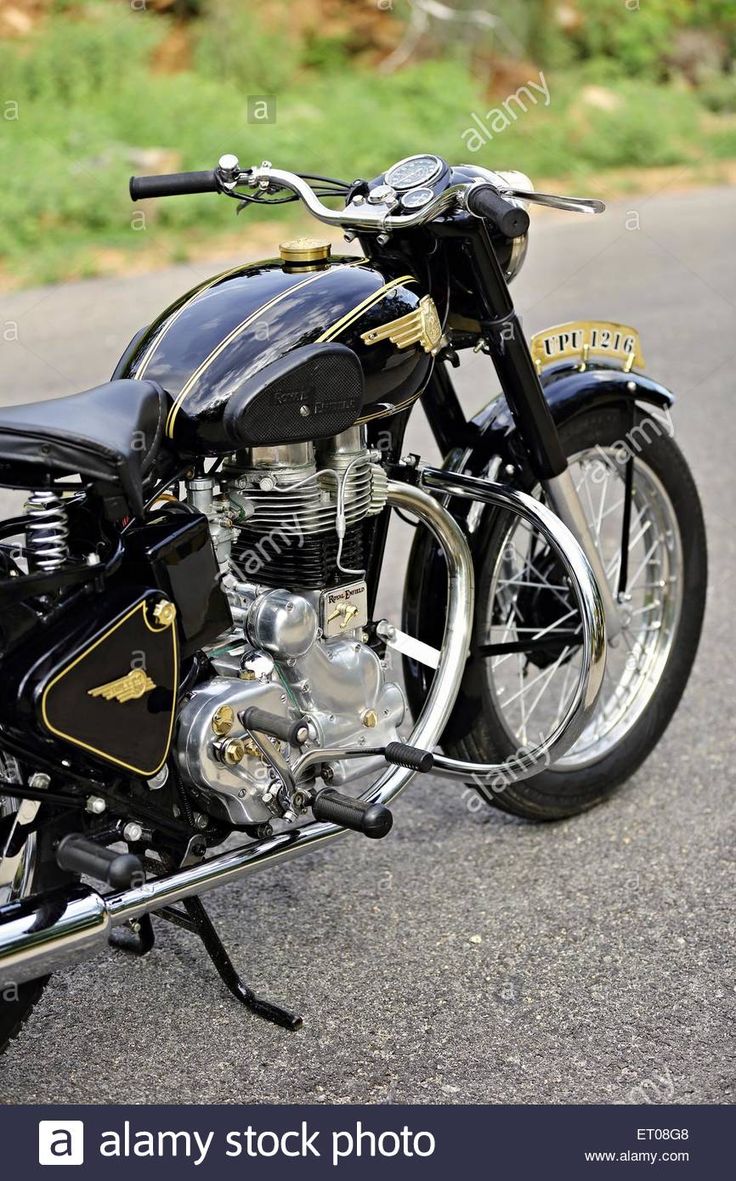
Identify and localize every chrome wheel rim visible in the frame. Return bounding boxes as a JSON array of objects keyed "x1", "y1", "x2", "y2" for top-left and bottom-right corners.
[
  {"x1": 0, "y1": 755, "x2": 39, "y2": 907},
  {"x1": 482, "y1": 447, "x2": 683, "y2": 770}
]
